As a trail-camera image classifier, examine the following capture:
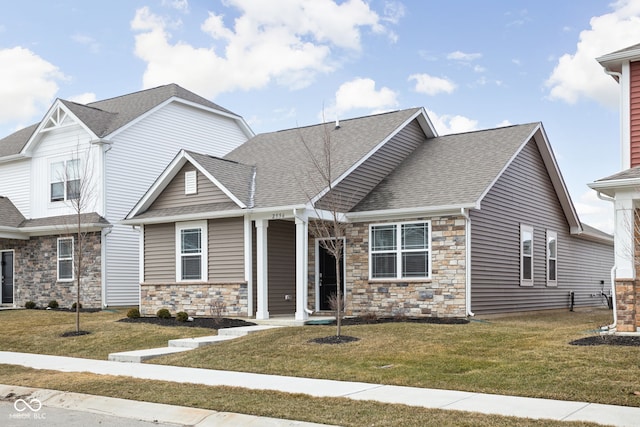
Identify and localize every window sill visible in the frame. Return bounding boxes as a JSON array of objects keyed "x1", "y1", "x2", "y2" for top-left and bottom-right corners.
[{"x1": 368, "y1": 278, "x2": 432, "y2": 283}]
